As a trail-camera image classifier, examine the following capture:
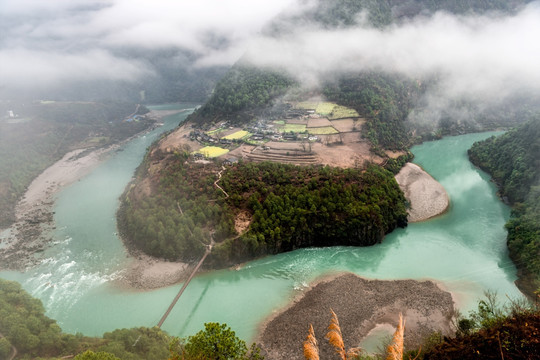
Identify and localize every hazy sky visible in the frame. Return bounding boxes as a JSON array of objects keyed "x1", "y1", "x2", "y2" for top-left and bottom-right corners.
[
  {"x1": 0, "y1": 0, "x2": 299, "y2": 91},
  {"x1": 1, "y1": 0, "x2": 540, "y2": 105}
]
